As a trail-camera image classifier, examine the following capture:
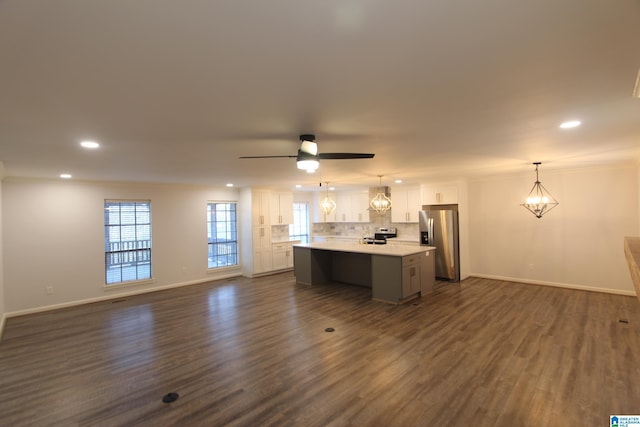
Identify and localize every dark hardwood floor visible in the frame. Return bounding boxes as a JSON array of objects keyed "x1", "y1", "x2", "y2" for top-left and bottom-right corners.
[{"x1": 1, "y1": 273, "x2": 639, "y2": 426}]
